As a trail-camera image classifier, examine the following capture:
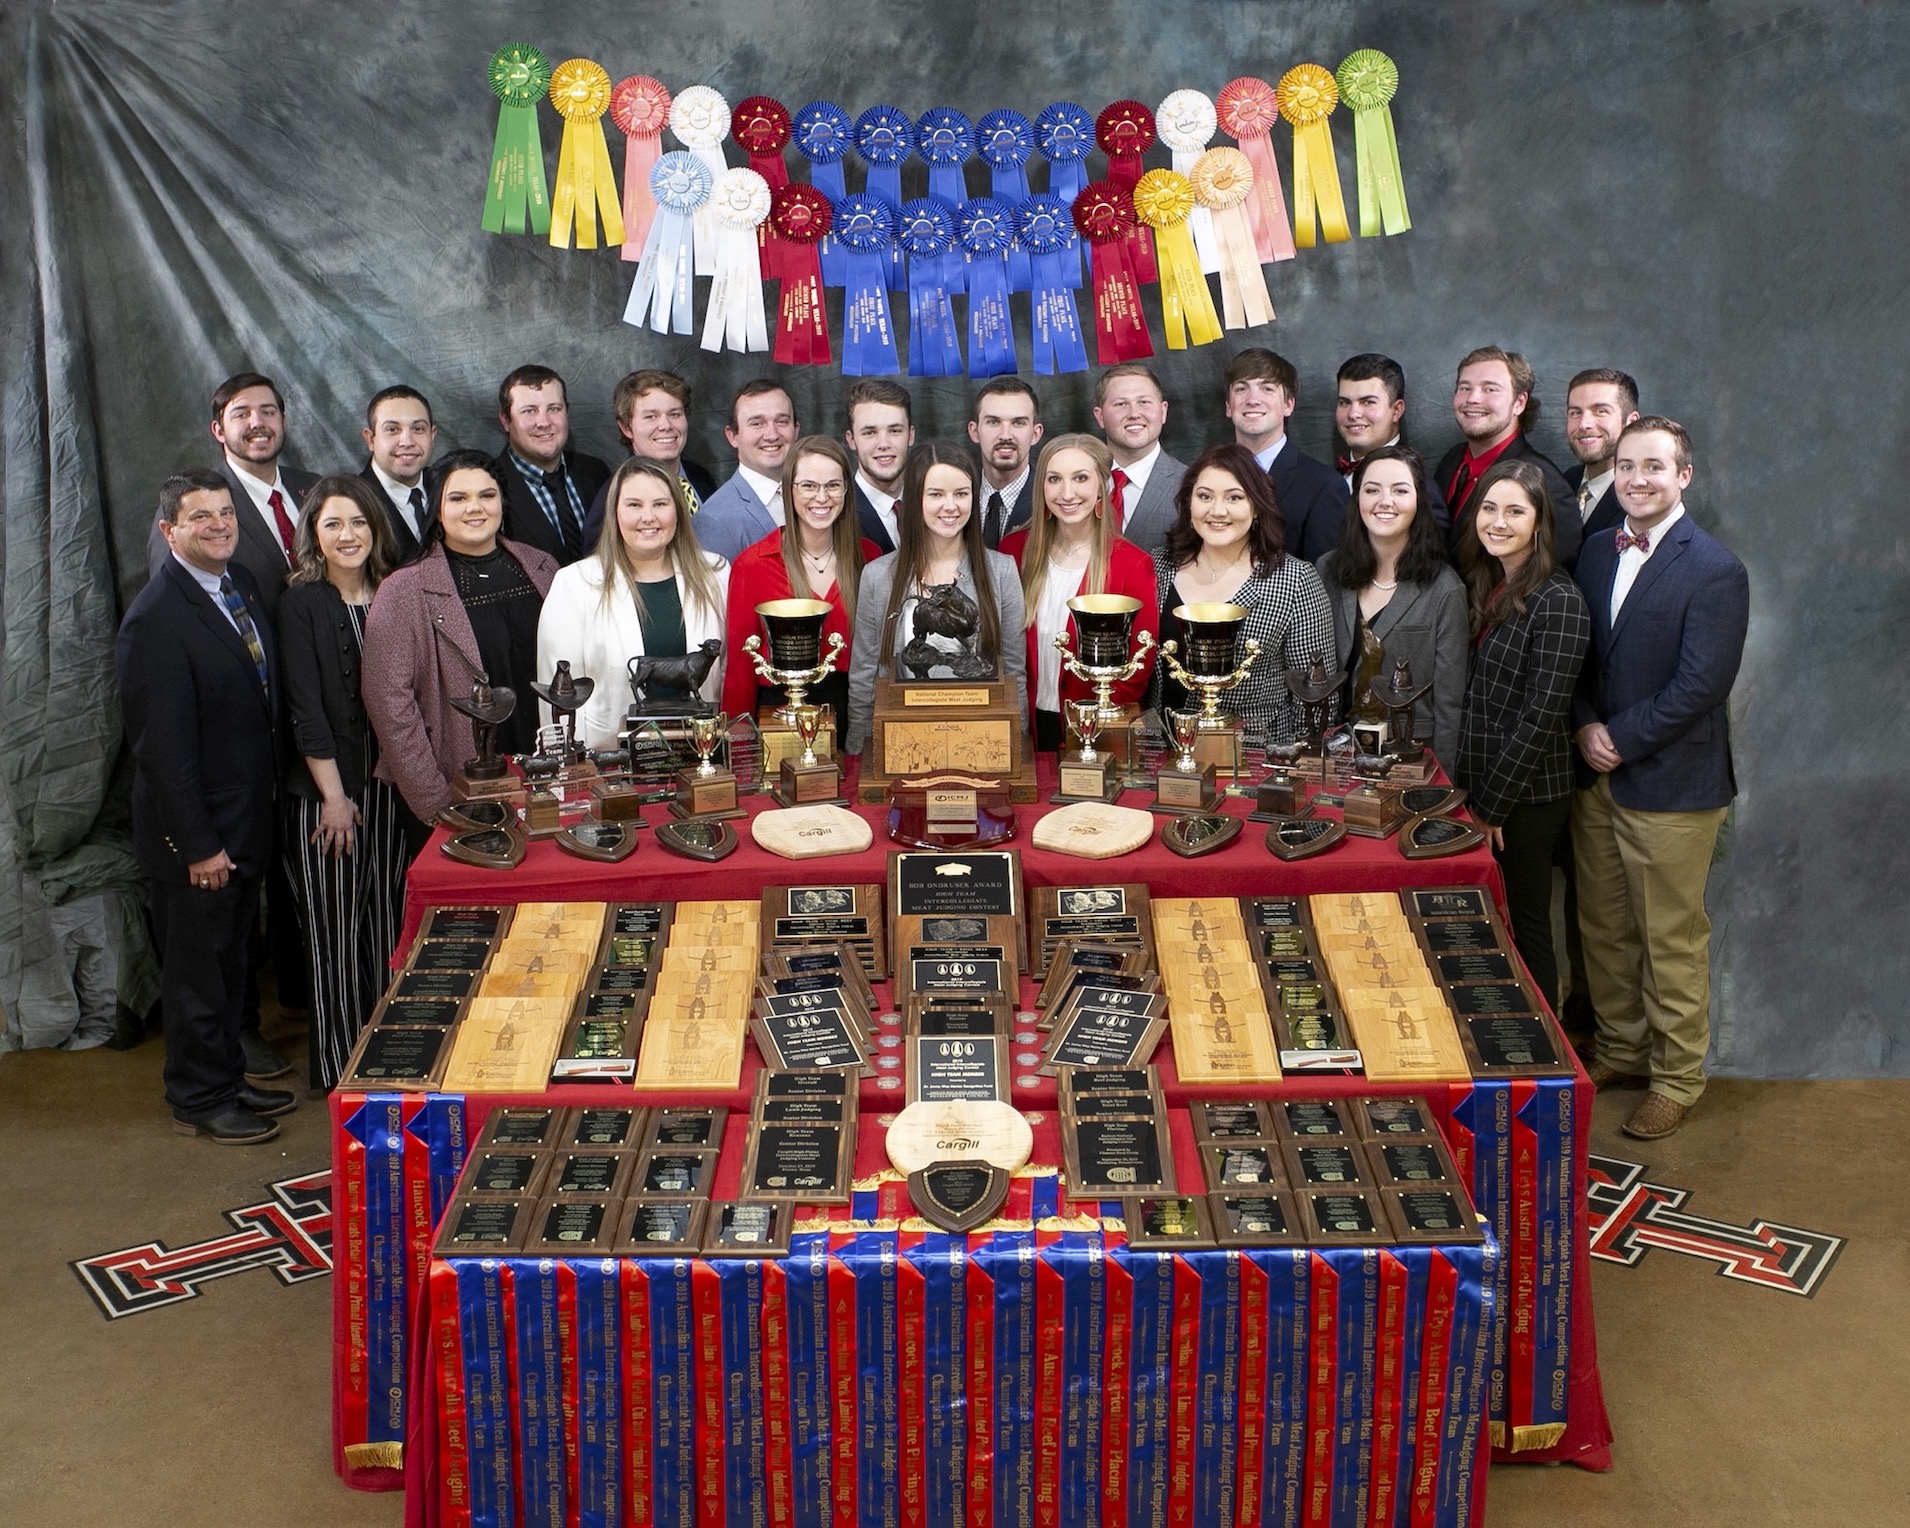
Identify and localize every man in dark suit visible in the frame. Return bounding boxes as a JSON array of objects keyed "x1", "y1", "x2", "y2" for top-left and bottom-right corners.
[
  {"x1": 1222, "y1": 348, "x2": 1347, "y2": 563},
  {"x1": 579, "y1": 369, "x2": 719, "y2": 545},
  {"x1": 359, "y1": 384, "x2": 438, "y2": 566},
  {"x1": 1436, "y1": 345, "x2": 1580, "y2": 568},
  {"x1": 119, "y1": 470, "x2": 298, "y2": 1143},
  {"x1": 1330, "y1": 353, "x2": 1449, "y2": 532},
  {"x1": 144, "y1": 371, "x2": 318, "y2": 619},
  {"x1": 1091, "y1": 362, "x2": 1184, "y2": 554},
  {"x1": 490, "y1": 363, "x2": 611, "y2": 566},
  {"x1": 1562, "y1": 368, "x2": 1641, "y2": 544},
  {"x1": 968, "y1": 378, "x2": 1043, "y2": 547},
  {"x1": 846, "y1": 378, "x2": 915, "y2": 555},
  {"x1": 1570, "y1": 417, "x2": 1748, "y2": 1140}
]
